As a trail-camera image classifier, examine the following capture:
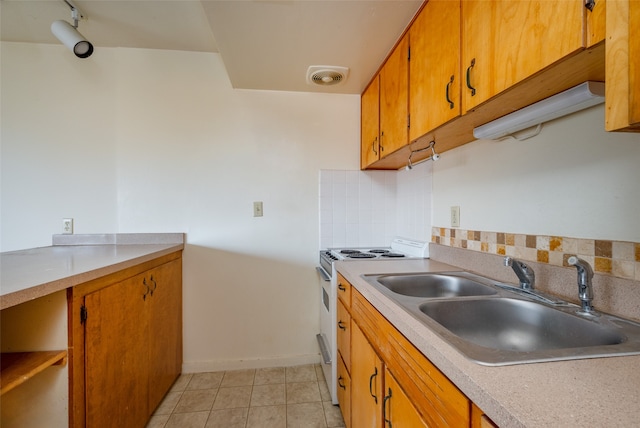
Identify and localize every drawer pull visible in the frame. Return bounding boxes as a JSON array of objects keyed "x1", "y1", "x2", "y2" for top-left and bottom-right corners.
[
  {"x1": 383, "y1": 388, "x2": 393, "y2": 427},
  {"x1": 466, "y1": 58, "x2": 476, "y2": 96},
  {"x1": 445, "y1": 75, "x2": 455, "y2": 109},
  {"x1": 338, "y1": 376, "x2": 346, "y2": 390},
  {"x1": 338, "y1": 320, "x2": 347, "y2": 331},
  {"x1": 369, "y1": 367, "x2": 378, "y2": 403},
  {"x1": 338, "y1": 284, "x2": 346, "y2": 292}
]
